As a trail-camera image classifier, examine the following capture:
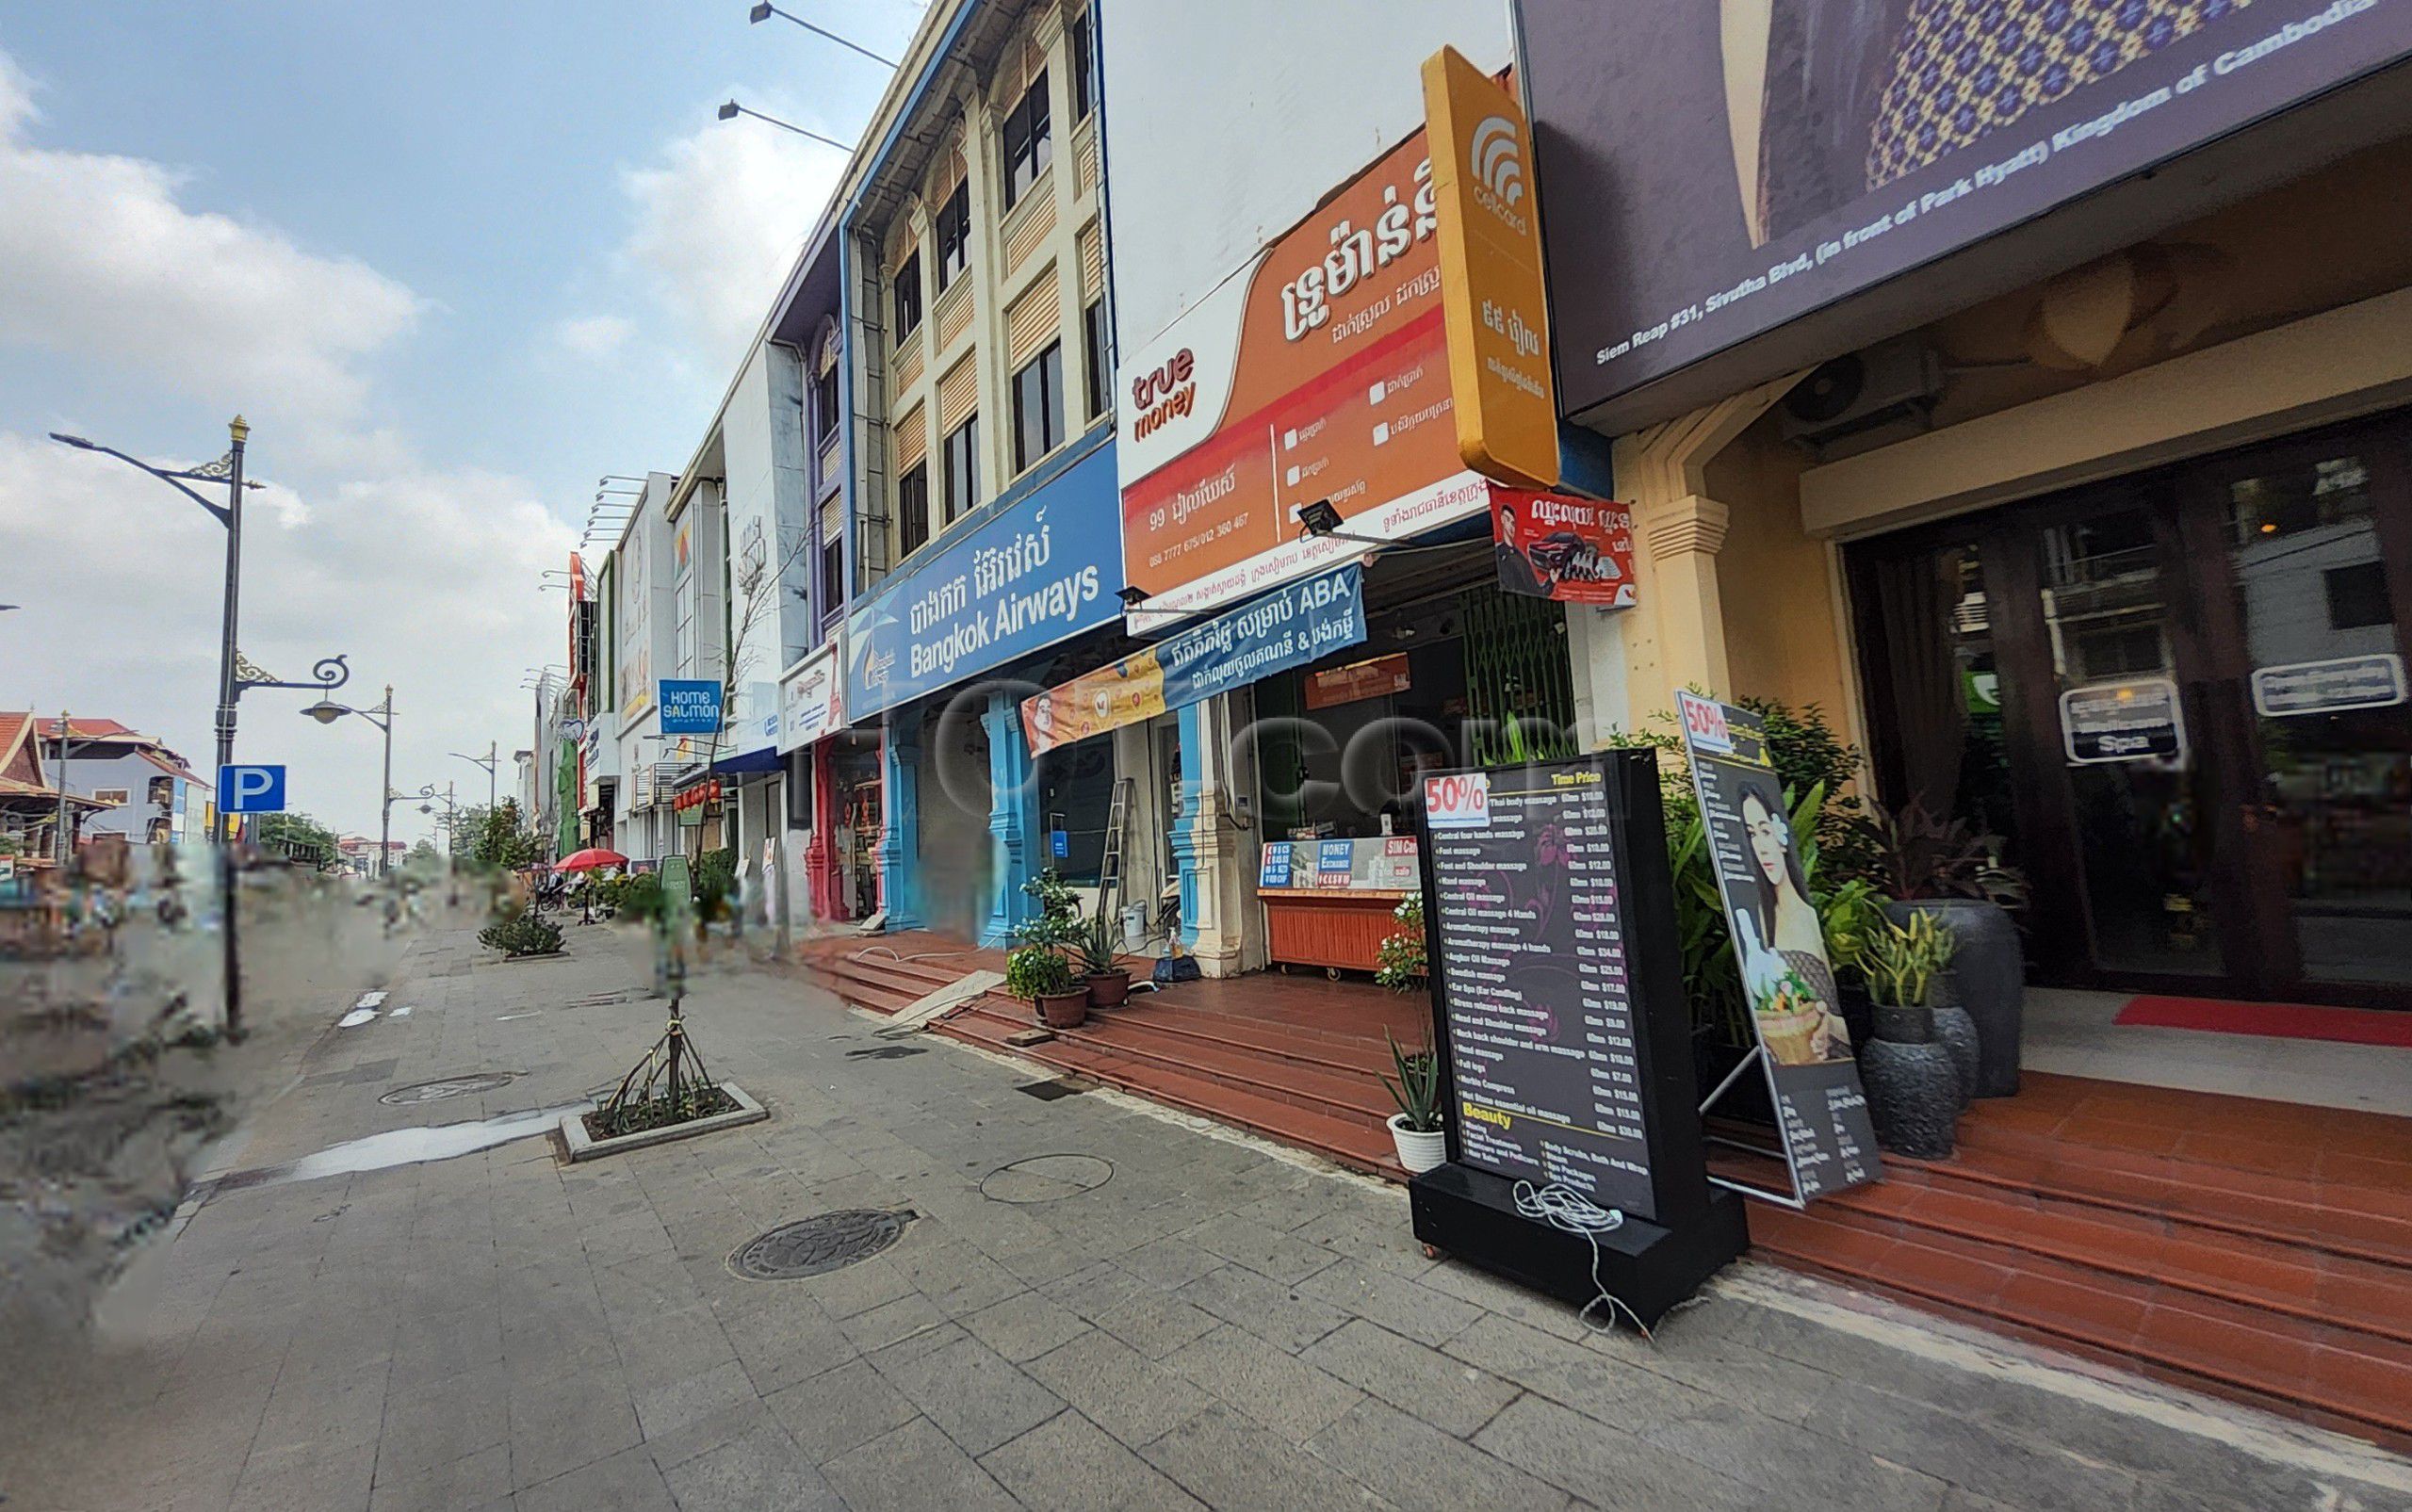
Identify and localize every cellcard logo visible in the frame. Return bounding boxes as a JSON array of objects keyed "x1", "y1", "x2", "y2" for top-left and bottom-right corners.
[{"x1": 1472, "y1": 116, "x2": 1523, "y2": 204}]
